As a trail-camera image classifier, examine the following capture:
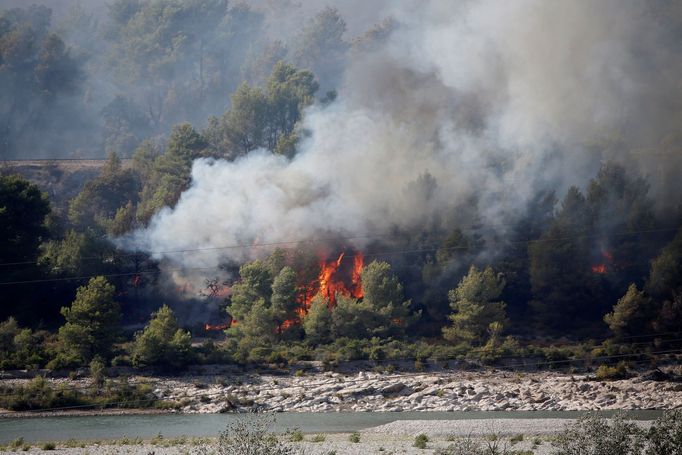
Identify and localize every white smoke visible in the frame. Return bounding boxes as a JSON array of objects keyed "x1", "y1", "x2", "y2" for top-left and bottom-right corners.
[{"x1": 126, "y1": 0, "x2": 682, "y2": 273}]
